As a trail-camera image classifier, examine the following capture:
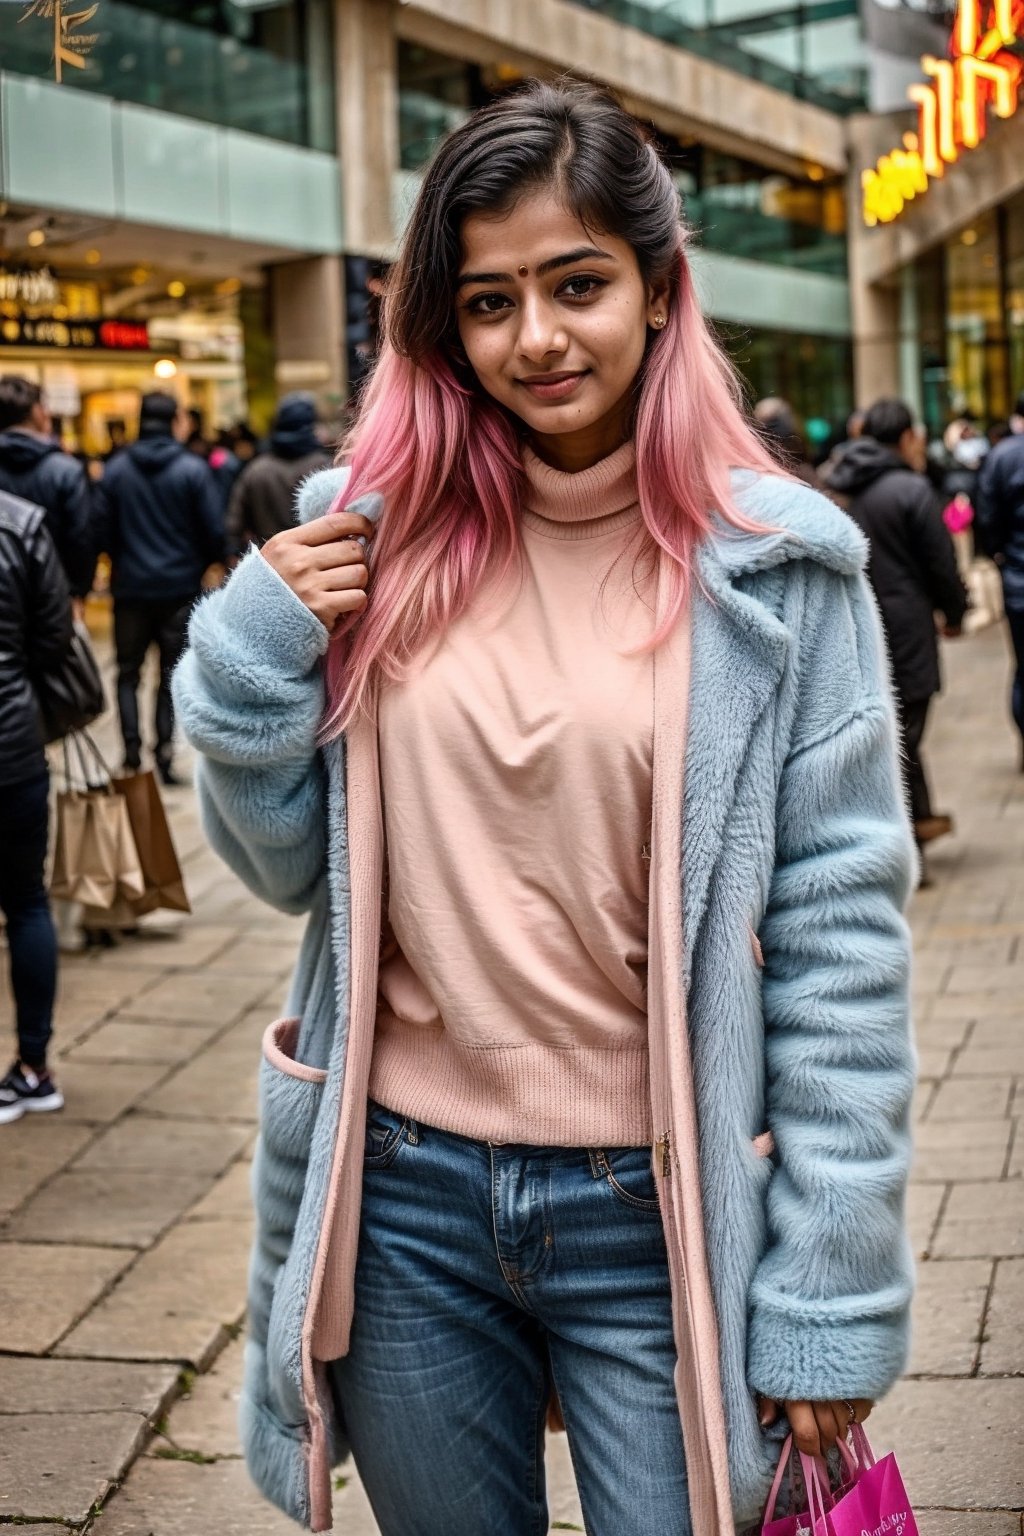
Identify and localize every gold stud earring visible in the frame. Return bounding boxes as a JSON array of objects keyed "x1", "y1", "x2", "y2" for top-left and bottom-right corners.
[{"x1": 653, "y1": 314, "x2": 667, "y2": 329}]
